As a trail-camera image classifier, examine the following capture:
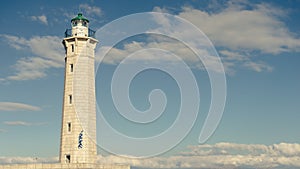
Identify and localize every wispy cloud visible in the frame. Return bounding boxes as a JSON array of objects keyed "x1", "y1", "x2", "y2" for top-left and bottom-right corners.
[
  {"x1": 4, "y1": 121, "x2": 32, "y2": 126},
  {"x1": 97, "y1": 40, "x2": 205, "y2": 69},
  {"x1": 220, "y1": 50, "x2": 273, "y2": 73},
  {"x1": 0, "y1": 156, "x2": 58, "y2": 164},
  {"x1": 4, "y1": 121, "x2": 47, "y2": 126},
  {"x1": 243, "y1": 61, "x2": 273, "y2": 72},
  {"x1": 30, "y1": 15, "x2": 48, "y2": 25},
  {"x1": 79, "y1": 4, "x2": 102, "y2": 16},
  {"x1": 0, "y1": 35, "x2": 64, "y2": 81},
  {"x1": 0, "y1": 102, "x2": 41, "y2": 111},
  {"x1": 7, "y1": 57, "x2": 61, "y2": 81},
  {"x1": 0, "y1": 129, "x2": 7, "y2": 133}
]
